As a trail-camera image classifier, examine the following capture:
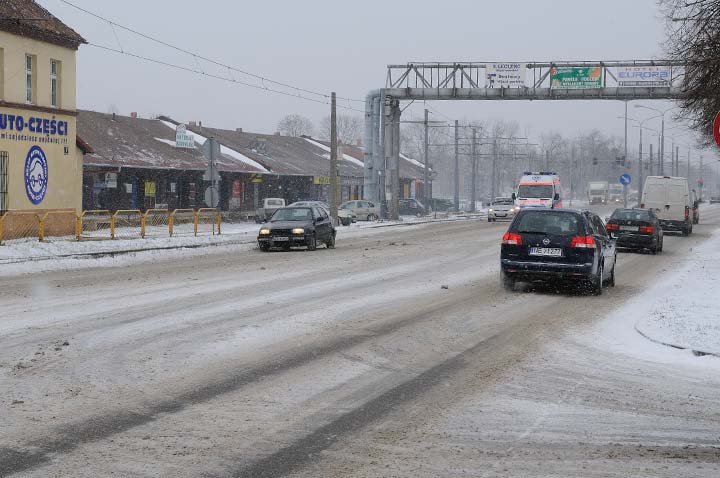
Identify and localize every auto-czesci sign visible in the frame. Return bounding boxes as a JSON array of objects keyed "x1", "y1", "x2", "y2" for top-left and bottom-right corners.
[
  {"x1": 617, "y1": 66, "x2": 671, "y2": 87},
  {"x1": 485, "y1": 63, "x2": 525, "y2": 88},
  {"x1": 550, "y1": 67, "x2": 602, "y2": 89}
]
